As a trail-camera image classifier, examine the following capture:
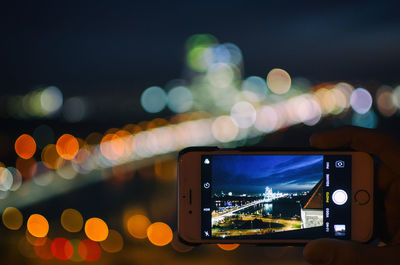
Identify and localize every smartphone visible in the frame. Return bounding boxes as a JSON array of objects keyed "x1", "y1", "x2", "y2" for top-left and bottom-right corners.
[{"x1": 178, "y1": 147, "x2": 374, "y2": 245}]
